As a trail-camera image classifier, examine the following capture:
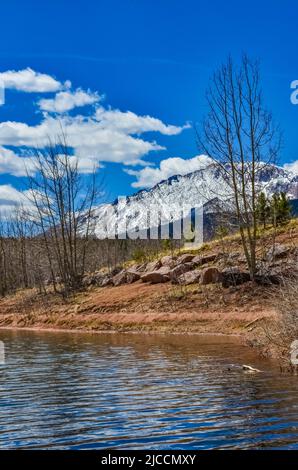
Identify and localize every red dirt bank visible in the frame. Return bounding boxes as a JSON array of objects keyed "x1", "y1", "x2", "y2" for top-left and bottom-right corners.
[{"x1": 0, "y1": 222, "x2": 296, "y2": 339}]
